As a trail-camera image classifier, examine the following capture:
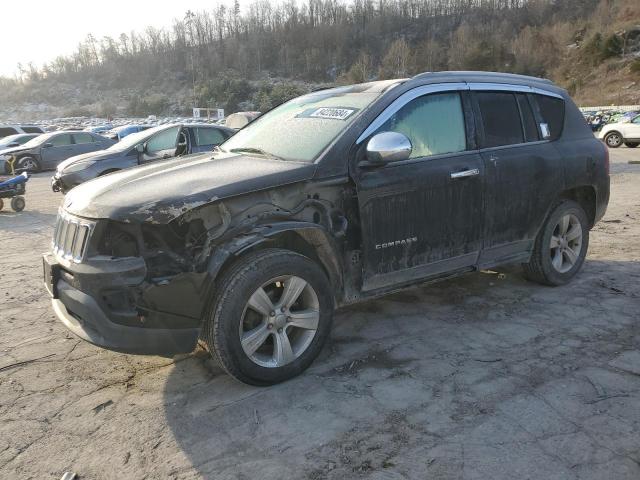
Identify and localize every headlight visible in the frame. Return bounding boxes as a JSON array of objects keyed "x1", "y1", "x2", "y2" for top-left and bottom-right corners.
[{"x1": 63, "y1": 161, "x2": 96, "y2": 173}]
